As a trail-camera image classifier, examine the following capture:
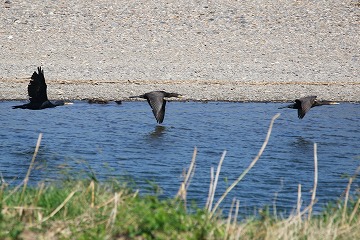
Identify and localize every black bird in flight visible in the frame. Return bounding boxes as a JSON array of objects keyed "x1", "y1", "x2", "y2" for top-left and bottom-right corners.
[
  {"x1": 279, "y1": 95, "x2": 339, "y2": 119},
  {"x1": 12, "y1": 67, "x2": 65, "y2": 110},
  {"x1": 129, "y1": 91, "x2": 182, "y2": 124}
]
